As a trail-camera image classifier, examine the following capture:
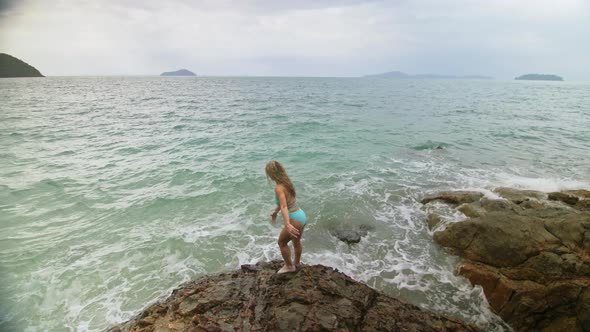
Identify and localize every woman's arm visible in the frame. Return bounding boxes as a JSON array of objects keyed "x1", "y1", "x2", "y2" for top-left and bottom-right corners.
[
  {"x1": 275, "y1": 186, "x2": 300, "y2": 238},
  {"x1": 272, "y1": 205, "x2": 280, "y2": 215},
  {"x1": 270, "y1": 205, "x2": 280, "y2": 224}
]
